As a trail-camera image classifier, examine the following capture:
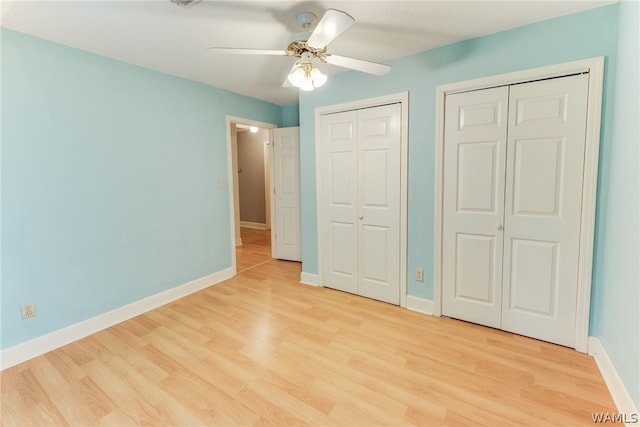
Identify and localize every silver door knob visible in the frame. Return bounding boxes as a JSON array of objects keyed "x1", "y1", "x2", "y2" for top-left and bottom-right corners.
[
  {"x1": 359, "y1": 215, "x2": 364, "y2": 220},
  {"x1": 496, "y1": 224, "x2": 503, "y2": 231}
]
